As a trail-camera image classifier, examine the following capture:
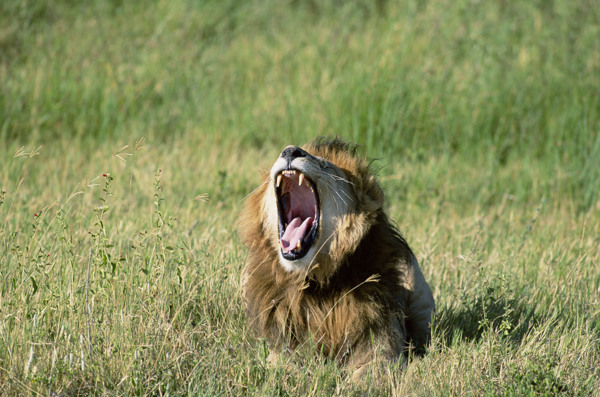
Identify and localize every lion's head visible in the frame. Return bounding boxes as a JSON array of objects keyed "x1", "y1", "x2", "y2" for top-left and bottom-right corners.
[{"x1": 241, "y1": 137, "x2": 387, "y2": 282}]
